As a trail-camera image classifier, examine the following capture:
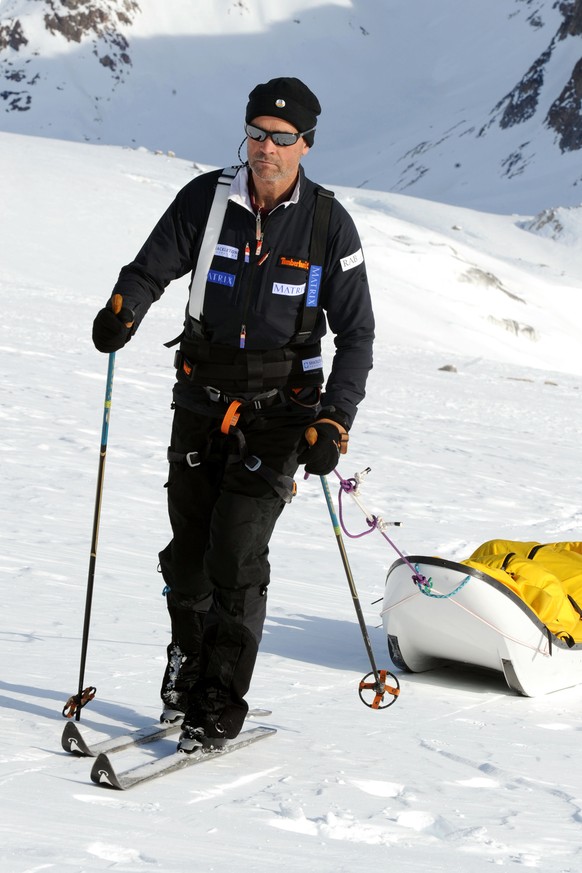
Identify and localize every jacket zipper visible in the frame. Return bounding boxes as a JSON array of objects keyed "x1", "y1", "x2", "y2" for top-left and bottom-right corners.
[{"x1": 239, "y1": 210, "x2": 265, "y2": 349}]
